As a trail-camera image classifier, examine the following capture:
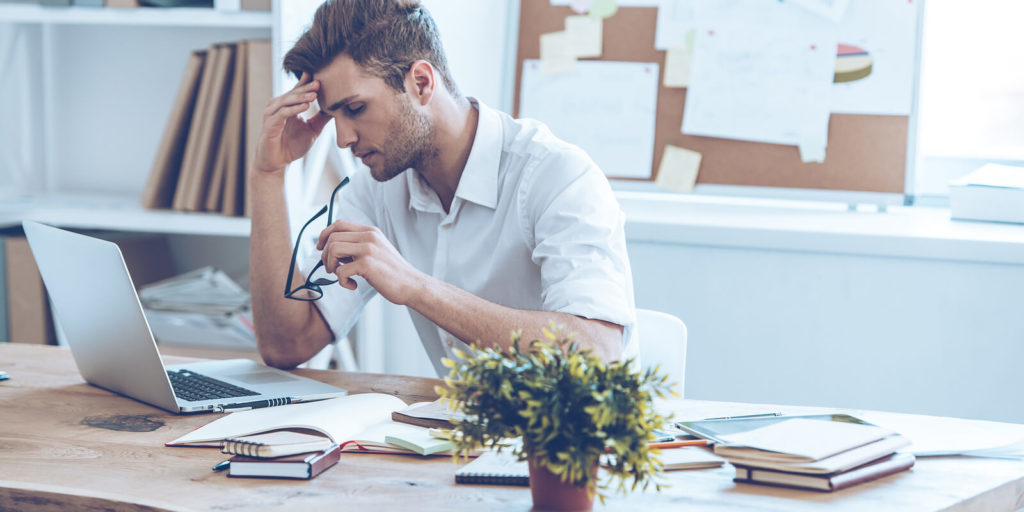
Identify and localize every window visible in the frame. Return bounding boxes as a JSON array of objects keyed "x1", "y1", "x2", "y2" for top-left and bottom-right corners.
[{"x1": 913, "y1": 1, "x2": 1024, "y2": 203}]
